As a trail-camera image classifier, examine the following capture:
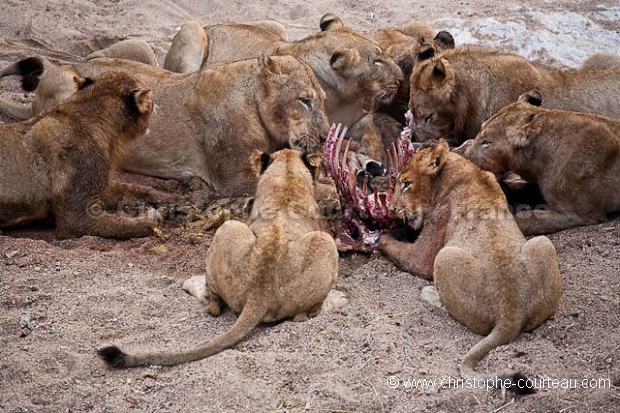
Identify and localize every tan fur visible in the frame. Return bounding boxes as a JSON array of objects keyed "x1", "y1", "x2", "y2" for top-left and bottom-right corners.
[
  {"x1": 163, "y1": 21, "x2": 403, "y2": 127},
  {"x1": 98, "y1": 149, "x2": 340, "y2": 367},
  {"x1": 0, "y1": 55, "x2": 329, "y2": 196},
  {"x1": 85, "y1": 39, "x2": 159, "y2": 66},
  {"x1": 319, "y1": 14, "x2": 455, "y2": 111},
  {"x1": 0, "y1": 72, "x2": 165, "y2": 239},
  {"x1": 409, "y1": 45, "x2": 620, "y2": 145},
  {"x1": 346, "y1": 111, "x2": 404, "y2": 167},
  {"x1": 465, "y1": 90, "x2": 620, "y2": 235},
  {"x1": 580, "y1": 52, "x2": 620, "y2": 70},
  {"x1": 379, "y1": 139, "x2": 561, "y2": 391}
]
